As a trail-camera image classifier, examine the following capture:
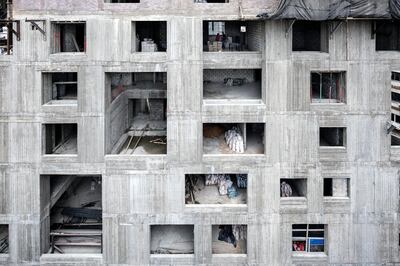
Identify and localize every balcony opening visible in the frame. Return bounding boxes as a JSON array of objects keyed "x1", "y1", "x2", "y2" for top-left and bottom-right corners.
[
  {"x1": 292, "y1": 21, "x2": 328, "y2": 52},
  {"x1": 292, "y1": 224, "x2": 325, "y2": 253},
  {"x1": 42, "y1": 72, "x2": 78, "y2": 104},
  {"x1": 106, "y1": 72, "x2": 167, "y2": 155},
  {"x1": 150, "y1": 225, "x2": 194, "y2": 254},
  {"x1": 376, "y1": 20, "x2": 400, "y2": 51},
  {"x1": 391, "y1": 71, "x2": 400, "y2": 146},
  {"x1": 0, "y1": 225, "x2": 8, "y2": 253},
  {"x1": 311, "y1": 72, "x2": 346, "y2": 103},
  {"x1": 203, "y1": 69, "x2": 262, "y2": 100},
  {"x1": 280, "y1": 178, "x2": 307, "y2": 197},
  {"x1": 203, "y1": 21, "x2": 263, "y2": 52},
  {"x1": 132, "y1": 21, "x2": 167, "y2": 52},
  {"x1": 319, "y1": 127, "x2": 345, "y2": 147},
  {"x1": 51, "y1": 22, "x2": 86, "y2": 53},
  {"x1": 185, "y1": 174, "x2": 247, "y2": 205},
  {"x1": 323, "y1": 178, "x2": 349, "y2": 197},
  {"x1": 212, "y1": 225, "x2": 247, "y2": 254},
  {"x1": 40, "y1": 175, "x2": 102, "y2": 254},
  {"x1": 44, "y1": 124, "x2": 77, "y2": 155},
  {"x1": 203, "y1": 123, "x2": 264, "y2": 154}
]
